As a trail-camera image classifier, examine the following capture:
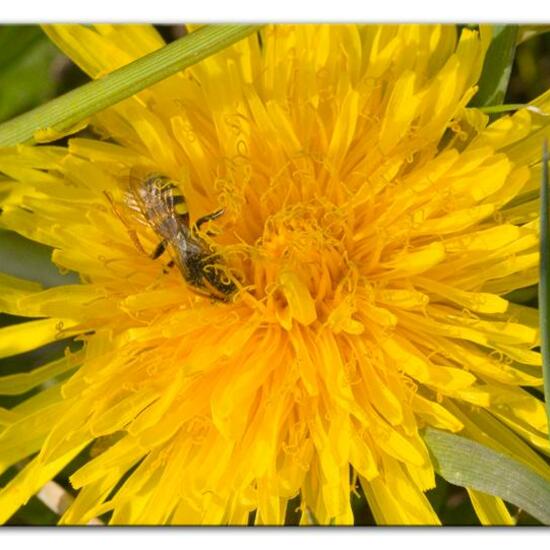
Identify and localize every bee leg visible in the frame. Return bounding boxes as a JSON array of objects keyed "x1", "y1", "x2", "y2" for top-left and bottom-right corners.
[
  {"x1": 151, "y1": 240, "x2": 168, "y2": 260},
  {"x1": 194, "y1": 208, "x2": 225, "y2": 235}
]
